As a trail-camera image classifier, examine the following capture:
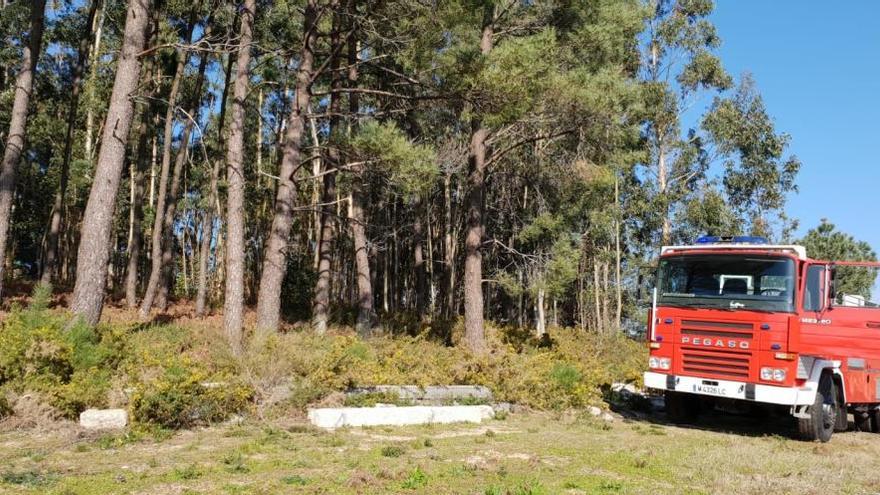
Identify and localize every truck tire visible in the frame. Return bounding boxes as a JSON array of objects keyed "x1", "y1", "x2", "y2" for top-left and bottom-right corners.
[
  {"x1": 870, "y1": 408, "x2": 880, "y2": 433},
  {"x1": 854, "y1": 410, "x2": 871, "y2": 432},
  {"x1": 665, "y1": 390, "x2": 699, "y2": 423},
  {"x1": 797, "y1": 373, "x2": 837, "y2": 442}
]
